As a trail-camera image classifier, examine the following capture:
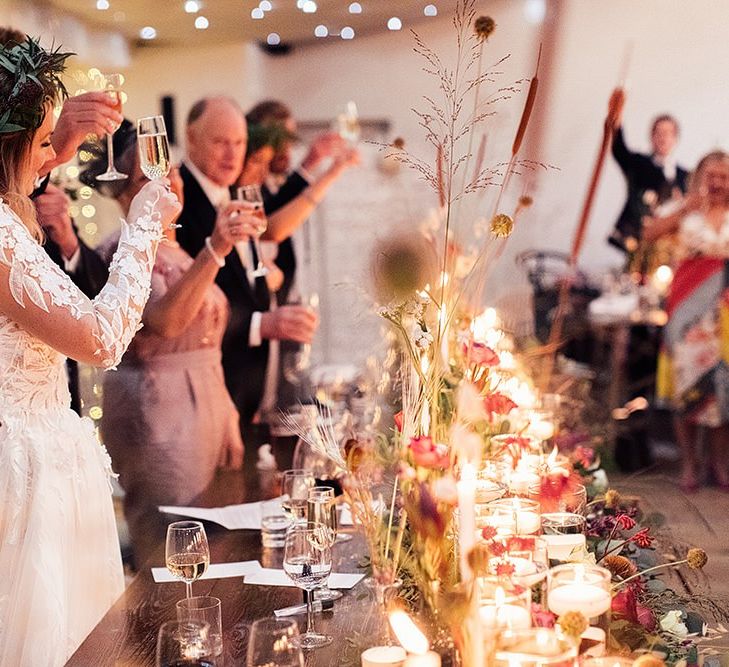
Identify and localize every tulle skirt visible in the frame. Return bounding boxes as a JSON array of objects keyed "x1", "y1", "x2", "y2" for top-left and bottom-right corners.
[{"x1": 0, "y1": 405, "x2": 124, "y2": 667}]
